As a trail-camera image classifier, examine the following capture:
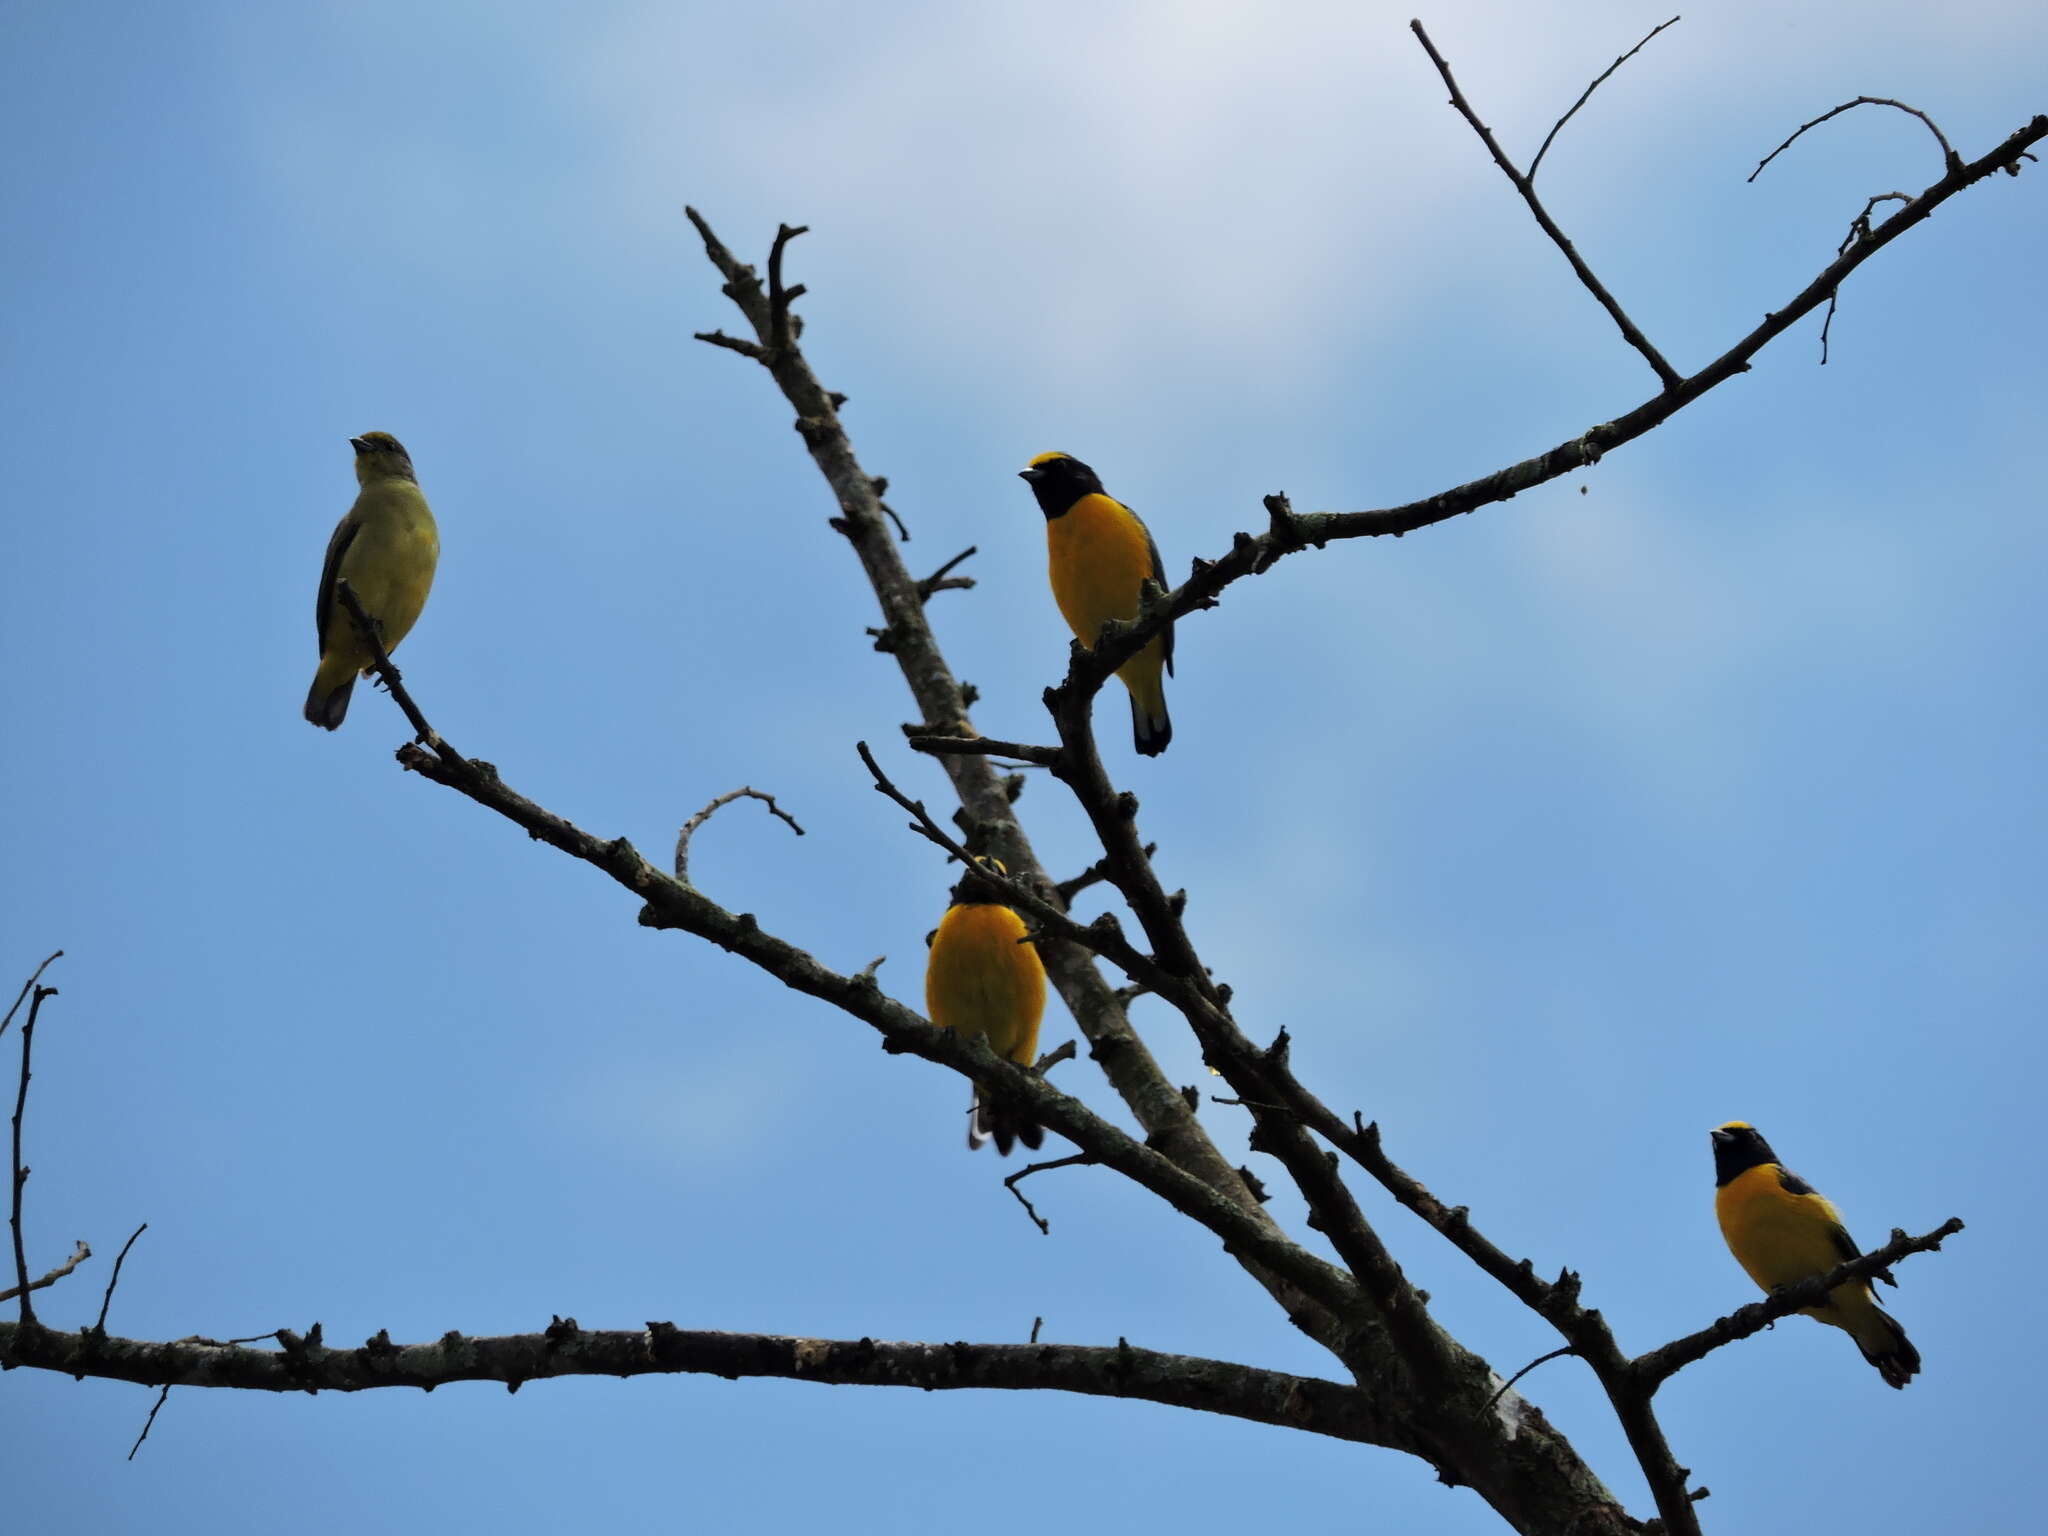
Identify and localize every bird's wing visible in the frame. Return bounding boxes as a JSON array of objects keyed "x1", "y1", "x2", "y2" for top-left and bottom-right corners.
[
  {"x1": 1781, "y1": 1166, "x2": 1863, "y2": 1265},
  {"x1": 313, "y1": 510, "x2": 361, "y2": 645}
]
